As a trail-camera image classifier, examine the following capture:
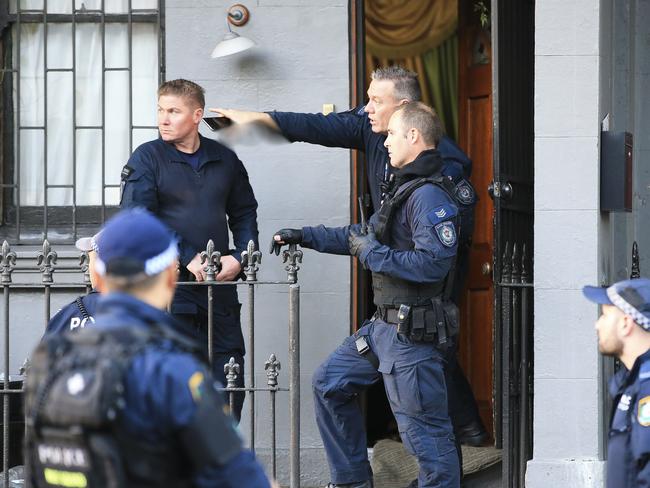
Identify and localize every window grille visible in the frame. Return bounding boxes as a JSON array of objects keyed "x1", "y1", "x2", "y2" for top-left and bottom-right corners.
[{"x1": 0, "y1": 0, "x2": 164, "y2": 243}]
